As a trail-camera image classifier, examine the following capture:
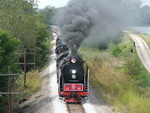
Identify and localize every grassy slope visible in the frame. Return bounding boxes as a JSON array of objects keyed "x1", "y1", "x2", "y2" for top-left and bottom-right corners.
[
  {"x1": 12, "y1": 32, "x2": 53, "y2": 110},
  {"x1": 13, "y1": 70, "x2": 42, "y2": 108},
  {"x1": 79, "y1": 34, "x2": 150, "y2": 113}
]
